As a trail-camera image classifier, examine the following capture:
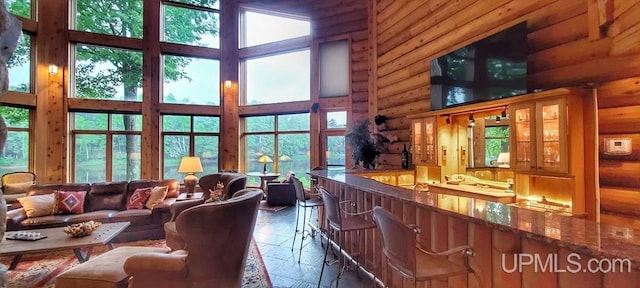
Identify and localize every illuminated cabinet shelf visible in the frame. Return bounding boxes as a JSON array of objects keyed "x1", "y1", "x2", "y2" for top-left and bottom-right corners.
[
  {"x1": 411, "y1": 117, "x2": 437, "y2": 166},
  {"x1": 510, "y1": 98, "x2": 568, "y2": 174}
]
